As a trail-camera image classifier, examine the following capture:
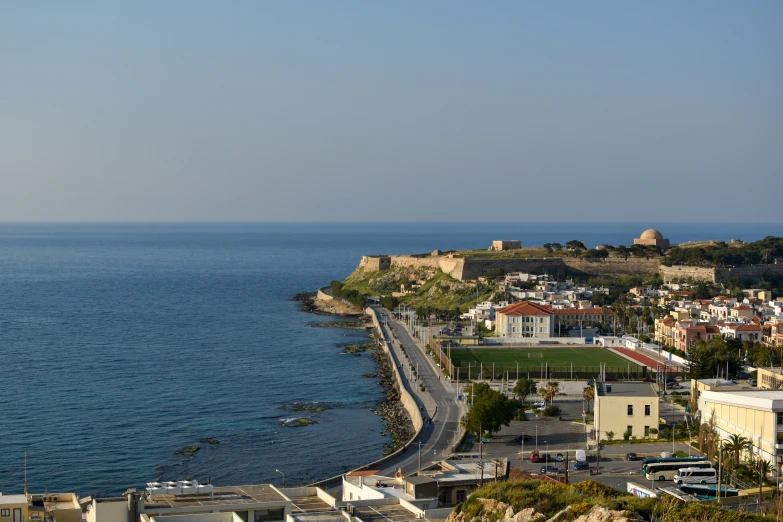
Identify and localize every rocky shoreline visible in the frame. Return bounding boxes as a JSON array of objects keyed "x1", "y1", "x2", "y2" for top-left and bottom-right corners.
[
  {"x1": 371, "y1": 349, "x2": 415, "y2": 455},
  {"x1": 295, "y1": 289, "x2": 414, "y2": 456},
  {"x1": 292, "y1": 291, "x2": 363, "y2": 316}
]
